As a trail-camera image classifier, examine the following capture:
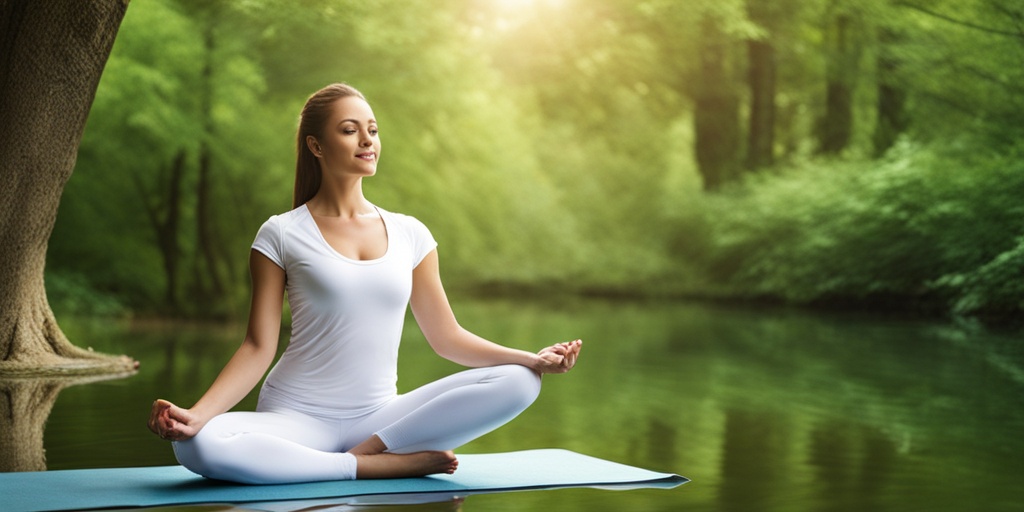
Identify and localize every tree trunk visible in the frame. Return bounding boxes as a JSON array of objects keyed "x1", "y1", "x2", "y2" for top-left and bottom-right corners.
[
  {"x1": 194, "y1": 22, "x2": 227, "y2": 314},
  {"x1": 745, "y1": 0, "x2": 778, "y2": 171},
  {"x1": 746, "y1": 37, "x2": 776, "y2": 170},
  {"x1": 136, "y1": 149, "x2": 187, "y2": 311},
  {"x1": 818, "y1": 12, "x2": 860, "y2": 155},
  {"x1": 0, "y1": 0, "x2": 136, "y2": 375},
  {"x1": 872, "y1": 27, "x2": 909, "y2": 157},
  {"x1": 694, "y1": 17, "x2": 742, "y2": 191},
  {"x1": 162, "y1": 150, "x2": 186, "y2": 310}
]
